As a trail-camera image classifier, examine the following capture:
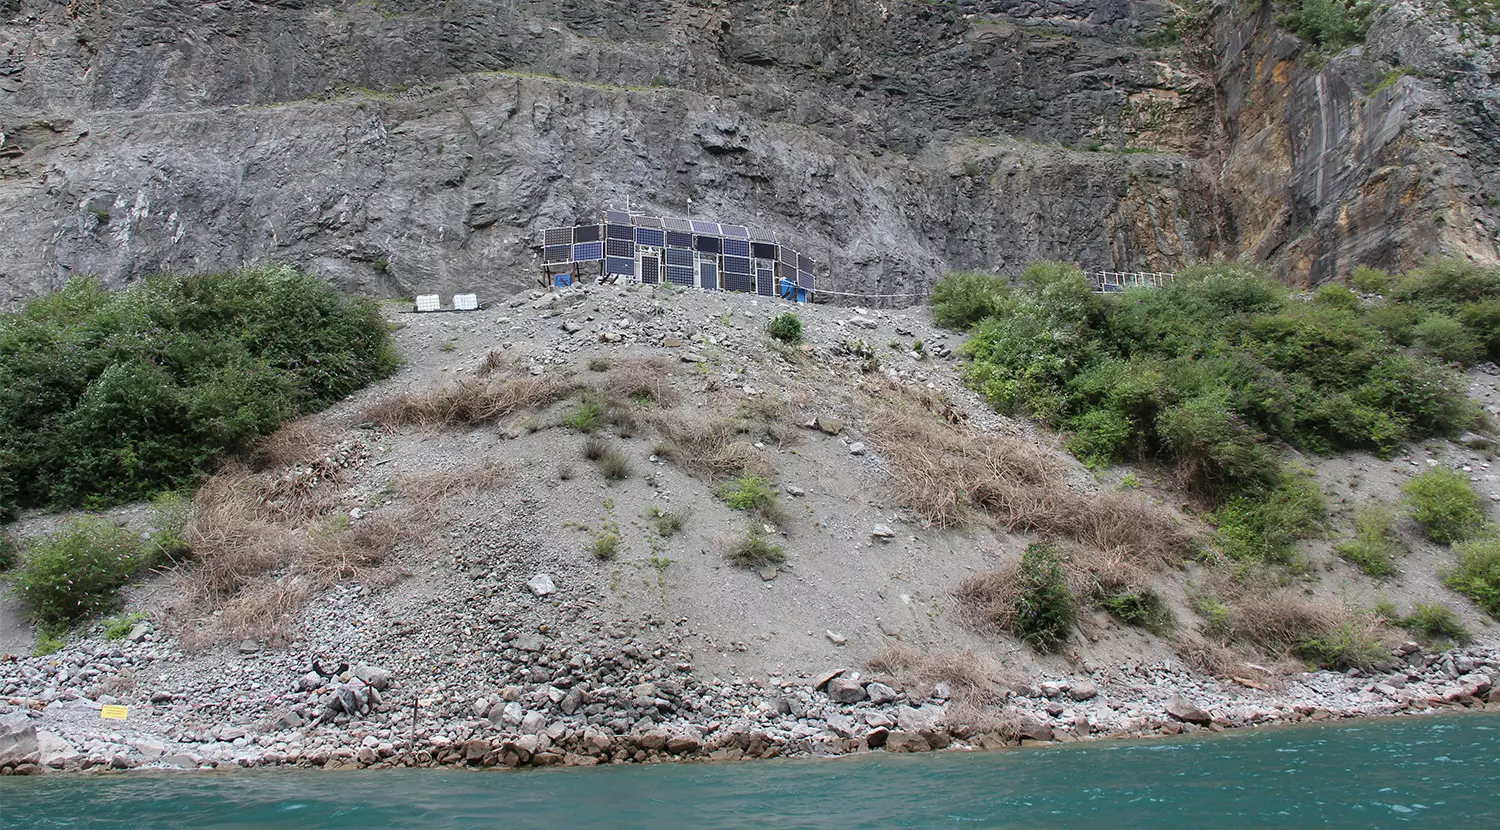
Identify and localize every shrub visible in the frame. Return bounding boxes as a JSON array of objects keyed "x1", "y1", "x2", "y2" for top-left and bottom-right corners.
[
  {"x1": 725, "y1": 526, "x2": 786, "y2": 568},
  {"x1": 1011, "y1": 543, "x2": 1076, "y2": 653},
  {"x1": 930, "y1": 271, "x2": 1012, "y2": 330},
  {"x1": 0, "y1": 532, "x2": 15, "y2": 571},
  {"x1": 1403, "y1": 469, "x2": 1488, "y2": 544},
  {"x1": 1445, "y1": 537, "x2": 1500, "y2": 617},
  {"x1": 150, "y1": 491, "x2": 193, "y2": 560},
  {"x1": 718, "y1": 474, "x2": 778, "y2": 513},
  {"x1": 588, "y1": 357, "x2": 613, "y2": 372},
  {"x1": 767, "y1": 313, "x2": 803, "y2": 345},
  {"x1": 1100, "y1": 589, "x2": 1176, "y2": 636},
  {"x1": 1335, "y1": 501, "x2": 1403, "y2": 577},
  {"x1": 1295, "y1": 616, "x2": 1388, "y2": 671},
  {"x1": 1282, "y1": 0, "x2": 1373, "y2": 51},
  {"x1": 1398, "y1": 602, "x2": 1471, "y2": 643},
  {"x1": 1214, "y1": 471, "x2": 1326, "y2": 565},
  {"x1": 1065, "y1": 408, "x2": 1134, "y2": 468},
  {"x1": 1315, "y1": 284, "x2": 1361, "y2": 311},
  {"x1": 1413, "y1": 313, "x2": 1482, "y2": 364},
  {"x1": 0, "y1": 268, "x2": 397, "y2": 512},
  {"x1": 647, "y1": 506, "x2": 685, "y2": 537},
  {"x1": 1189, "y1": 592, "x2": 1233, "y2": 640},
  {"x1": 562, "y1": 397, "x2": 606, "y2": 433},
  {"x1": 582, "y1": 437, "x2": 606, "y2": 461},
  {"x1": 1350, "y1": 265, "x2": 1390, "y2": 294},
  {"x1": 8, "y1": 517, "x2": 150, "y2": 628},
  {"x1": 591, "y1": 521, "x2": 621, "y2": 560}
]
